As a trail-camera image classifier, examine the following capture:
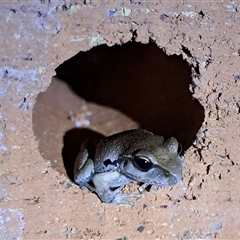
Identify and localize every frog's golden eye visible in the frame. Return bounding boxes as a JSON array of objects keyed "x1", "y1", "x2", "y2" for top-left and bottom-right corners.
[{"x1": 133, "y1": 156, "x2": 153, "y2": 171}]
